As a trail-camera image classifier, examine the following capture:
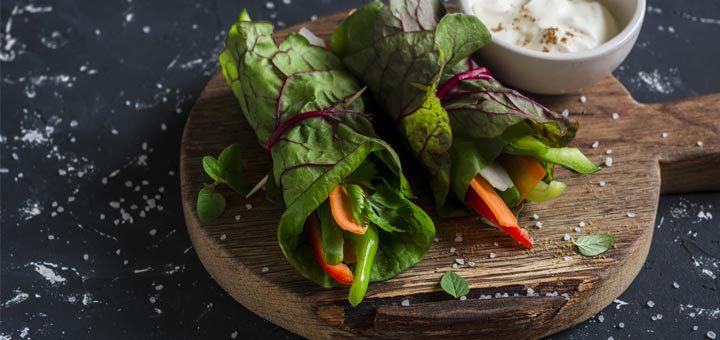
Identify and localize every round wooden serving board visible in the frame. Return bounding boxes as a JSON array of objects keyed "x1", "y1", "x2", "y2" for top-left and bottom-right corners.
[{"x1": 180, "y1": 12, "x2": 720, "y2": 339}]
